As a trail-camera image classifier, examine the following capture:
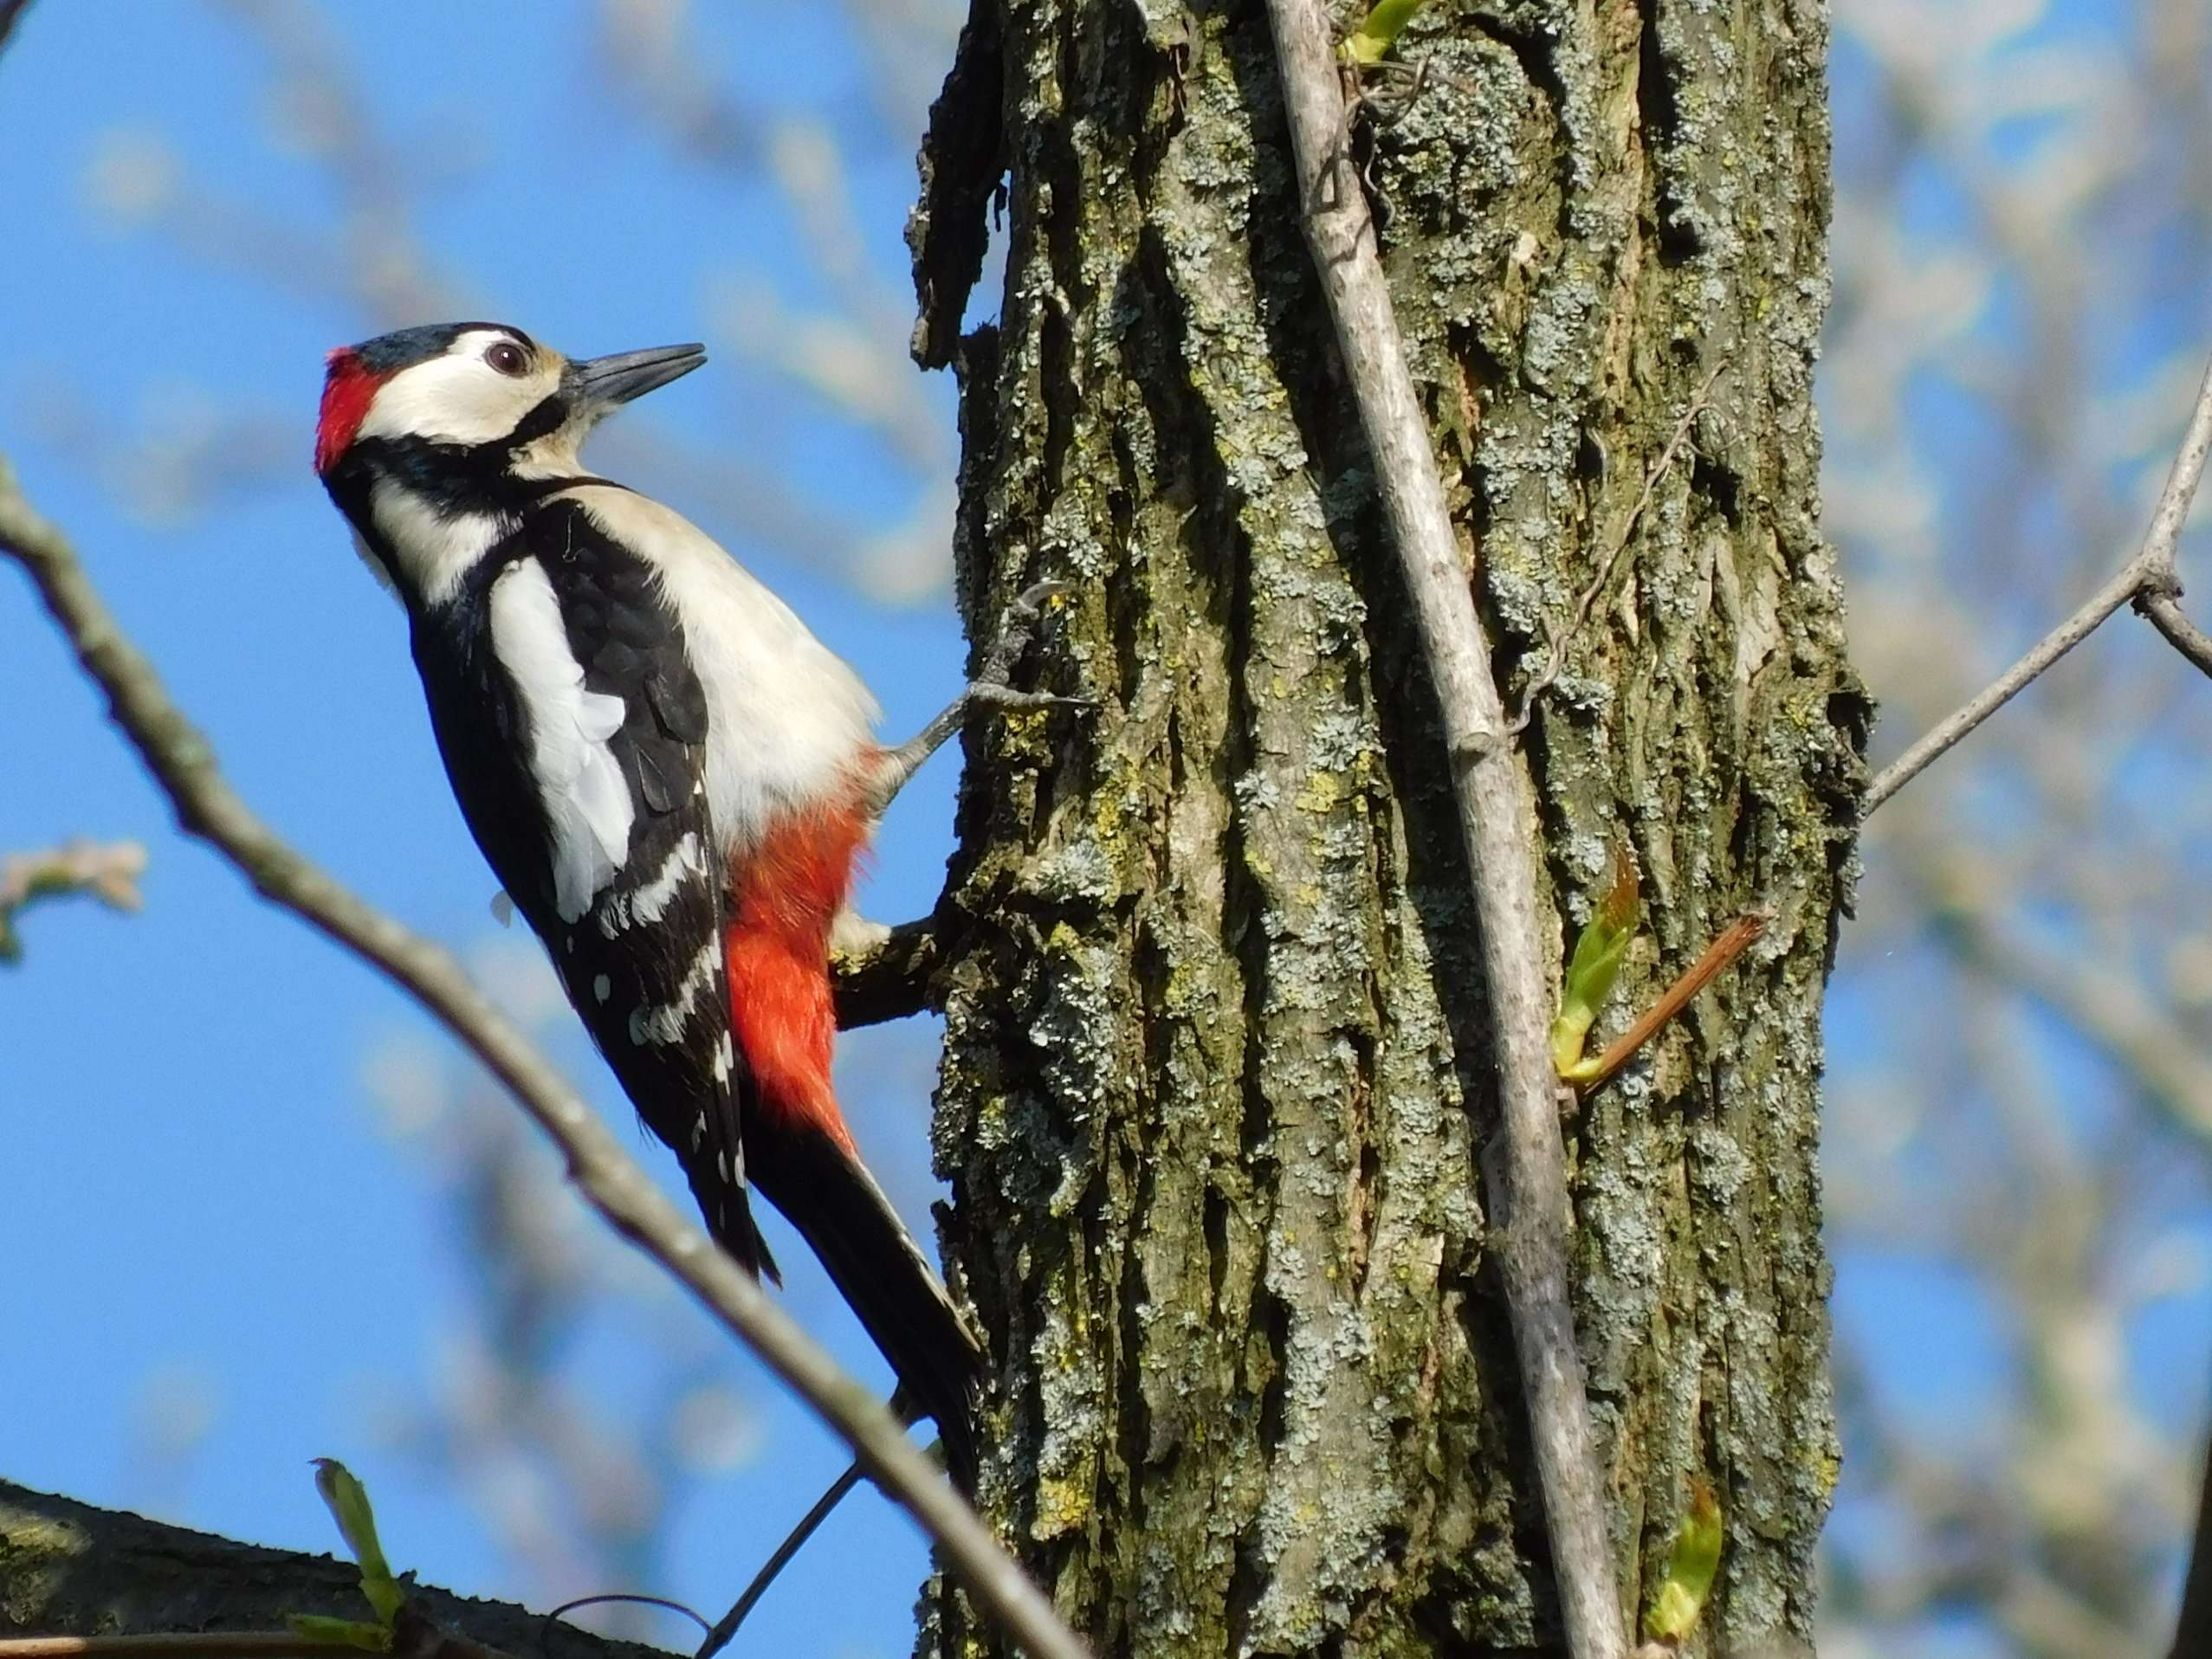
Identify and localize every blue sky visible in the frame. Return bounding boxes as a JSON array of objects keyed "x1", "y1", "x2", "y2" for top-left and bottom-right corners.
[{"x1": 3, "y1": 1, "x2": 2208, "y2": 1656}]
